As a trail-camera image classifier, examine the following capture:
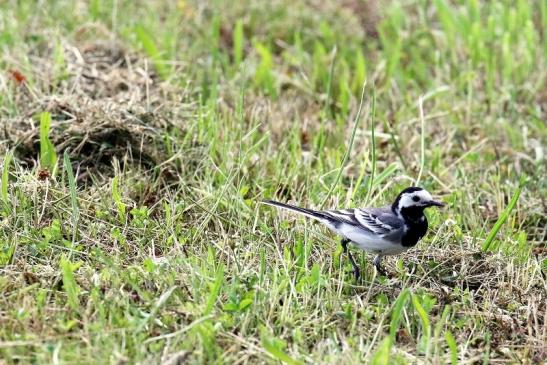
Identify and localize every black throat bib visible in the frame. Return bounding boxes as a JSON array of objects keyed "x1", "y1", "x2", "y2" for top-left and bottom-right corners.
[{"x1": 399, "y1": 206, "x2": 428, "y2": 247}]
